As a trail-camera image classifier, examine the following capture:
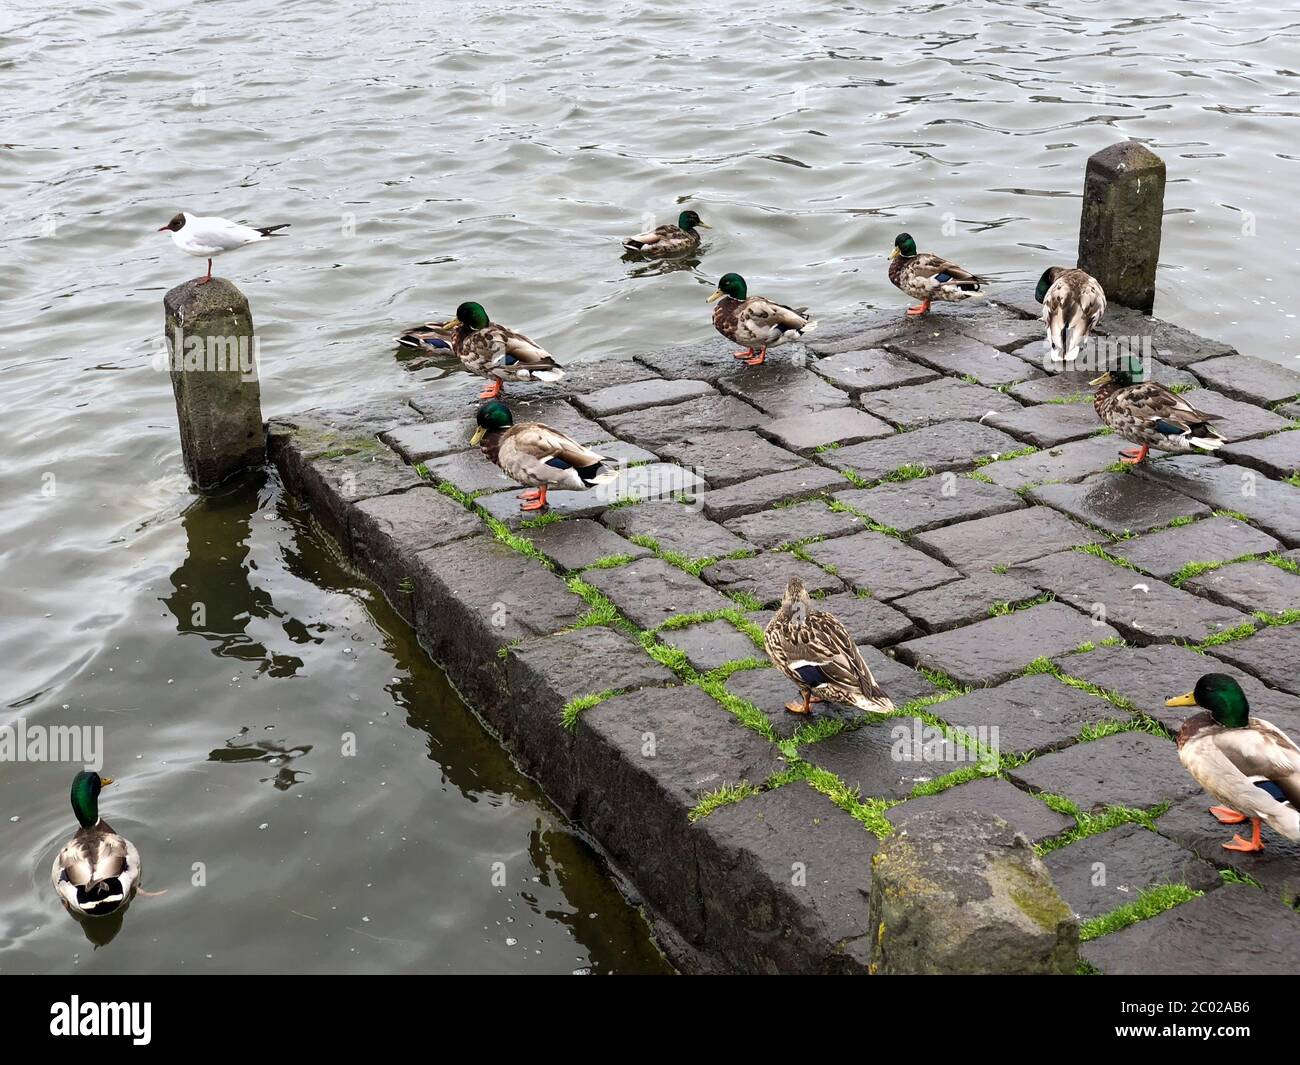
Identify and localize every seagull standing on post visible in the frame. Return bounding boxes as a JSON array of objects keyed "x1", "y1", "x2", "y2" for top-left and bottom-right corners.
[{"x1": 158, "y1": 212, "x2": 290, "y2": 285}]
